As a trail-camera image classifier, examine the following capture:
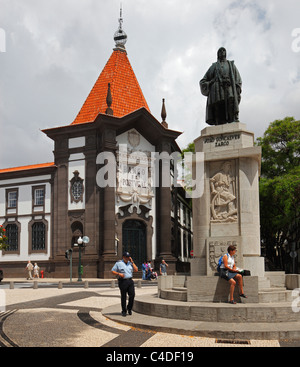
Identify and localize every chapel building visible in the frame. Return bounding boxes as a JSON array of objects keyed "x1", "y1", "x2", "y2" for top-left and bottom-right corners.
[{"x1": 0, "y1": 16, "x2": 192, "y2": 278}]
